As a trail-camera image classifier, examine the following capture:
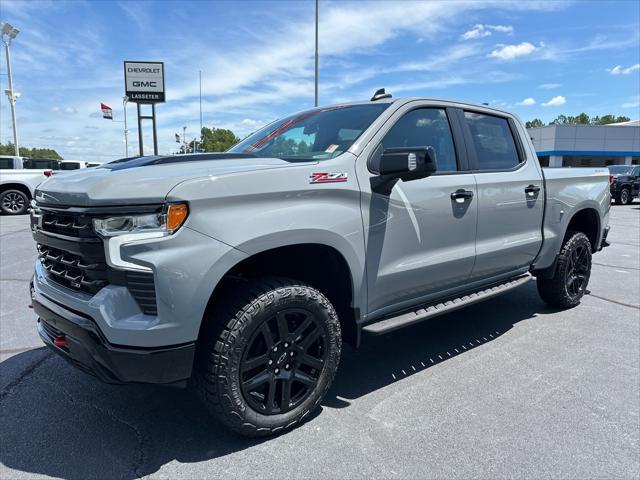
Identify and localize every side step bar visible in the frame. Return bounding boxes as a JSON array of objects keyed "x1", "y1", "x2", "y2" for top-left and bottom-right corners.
[{"x1": 362, "y1": 274, "x2": 532, "y2": 335}]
